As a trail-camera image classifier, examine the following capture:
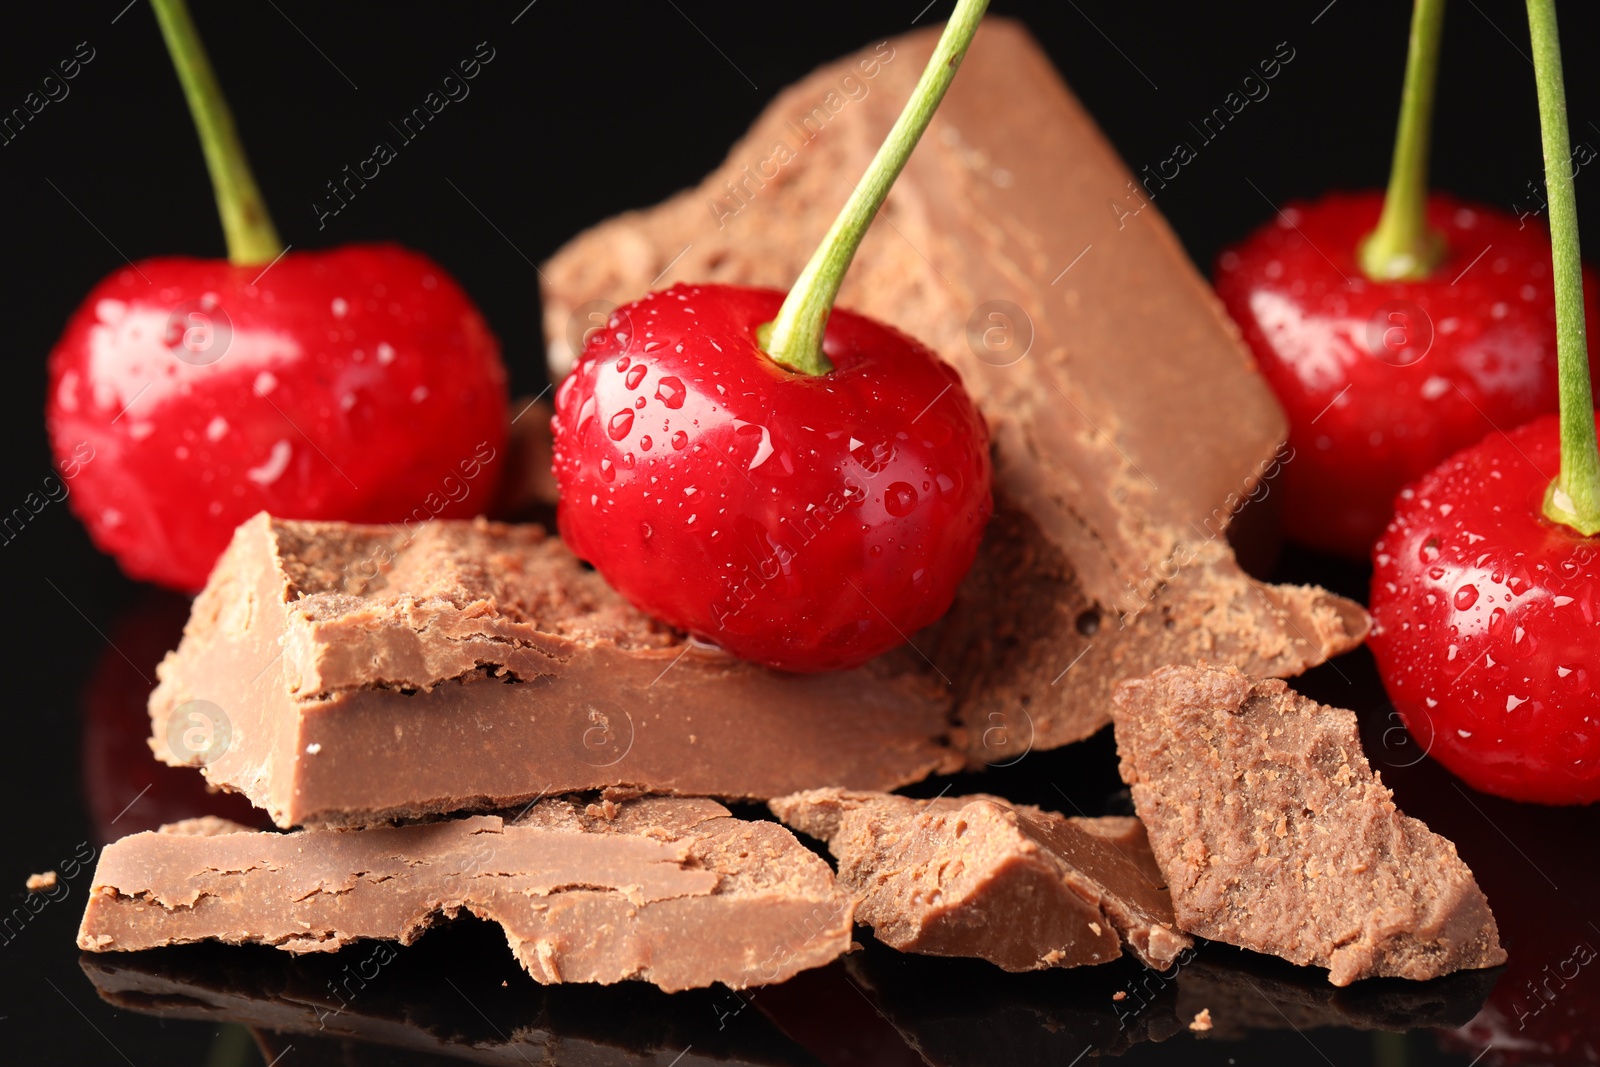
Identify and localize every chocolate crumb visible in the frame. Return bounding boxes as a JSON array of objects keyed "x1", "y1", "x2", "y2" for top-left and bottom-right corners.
[
  {"x1": 26, "y1": 871, "x2": 57, "y2": 892},
  {"x1": 1189, "y1": 1009, "x2": 1213, "y2": 1032}
]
